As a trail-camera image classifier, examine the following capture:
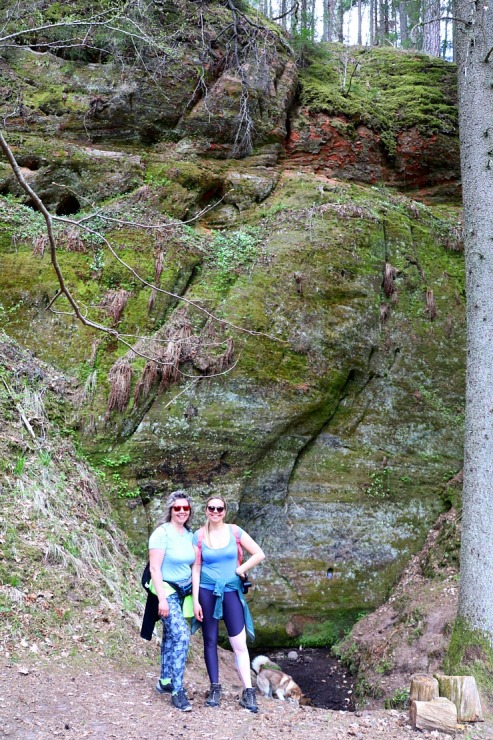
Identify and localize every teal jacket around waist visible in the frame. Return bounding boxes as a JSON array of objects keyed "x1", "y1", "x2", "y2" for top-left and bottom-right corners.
[{"x1": 191, "y1": 572, "x2": 255, "y2": 641}]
